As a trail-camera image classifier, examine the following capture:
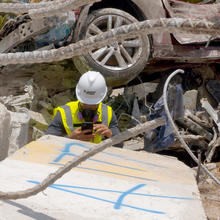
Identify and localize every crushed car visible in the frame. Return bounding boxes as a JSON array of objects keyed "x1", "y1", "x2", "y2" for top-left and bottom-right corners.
[{"x1": 1, "y1": 0, "x2": 220, "y2": 86}]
